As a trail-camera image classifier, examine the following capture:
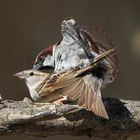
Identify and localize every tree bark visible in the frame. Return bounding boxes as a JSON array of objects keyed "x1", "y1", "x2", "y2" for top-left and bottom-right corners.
[{"x1": 0, "y1": 97, "x2": 140, "y2": 140}]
